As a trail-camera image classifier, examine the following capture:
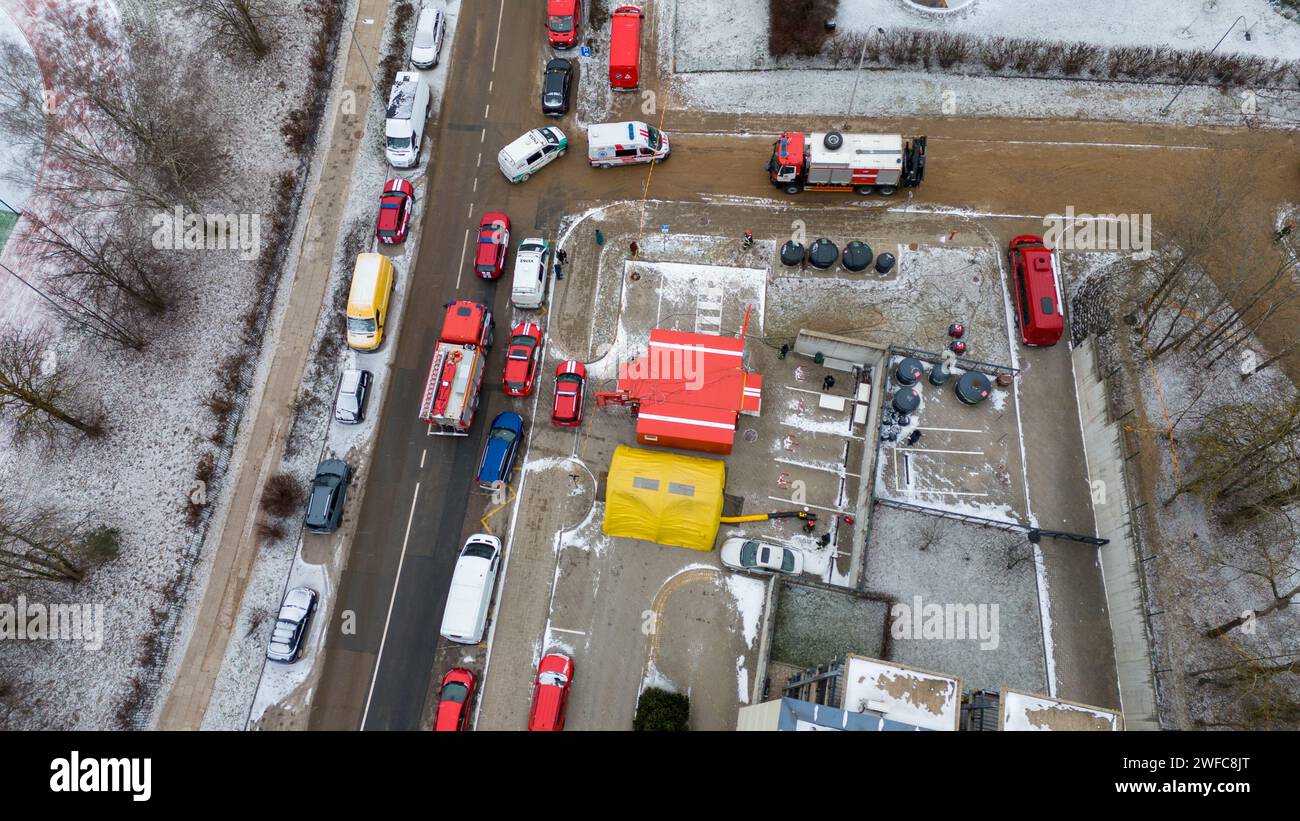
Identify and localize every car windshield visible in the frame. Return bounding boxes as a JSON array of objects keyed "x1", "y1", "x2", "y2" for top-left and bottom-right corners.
[
  {"x1": 646, "y1": 126, "x2": 661, "y2": 150},
  {"x1": 739, "y1": 540, "x2": 760, "y2": 566},
  {"x1": 490, "y1": 427, "x2": 517, "y2": 443},
  {"x1": 548, "y1": 15, "x2": 574, "y2": 32},
  {"x1": 509, "y1": 337, "x2": 535, "y2": 354},
  {"x1": 781, "y1": 551, "x2": 797, "y2": 572},
  {"x1": 464, "y1": 542, "x2": 496, "y2": 559},
  {"x1": 539, "y1": 671, "x2": 567, "y2": 686},
  {"x1": 441, "y1": 682, "x2": 468, "y2": 703},
  {"x1": 348, "y1": 316, "x2": 376, "y2": 334},
  {"x1": 386, "y1": 135, "x2": 411, "y2": 150}
]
